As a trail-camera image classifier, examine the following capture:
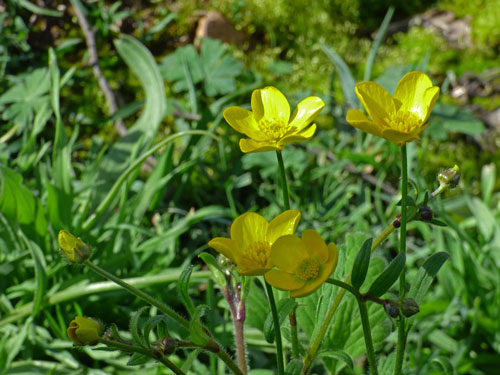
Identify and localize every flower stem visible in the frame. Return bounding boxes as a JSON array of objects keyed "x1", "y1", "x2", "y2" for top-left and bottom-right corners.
[
  {"x1": 276, "y1": 150, "x2": 300, "y2": 359},
  {"x1": 84, "y1": 262, "x2": 243, "y2": 374},
  {"x1": 394, "y1": 145, "x2": 408, "y2": 375},
  {"x1": 265, "y1": 281, "x2": 285, "y2": 375},
  {"x1": 234, "y1": 318, "x2": 248, "y2": 374},
  {"x1": 358, "y1": 301, "x2": 378, "y2": 375},
  {"x1": 84, "y1": 260, "x2": 189, "y2": 327},
  {"x1": 101, "y1": 338, "x2": 186, "y2": 375},
  {"x1": 302, "y1": 157, "x2": 455, "y2": 374},
  {"x1": 276, "y1": 150, "x2": 290, "y2": 210},
  {"x1": 224, "y1": 283, "x2": 248, "y2": 374}
]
